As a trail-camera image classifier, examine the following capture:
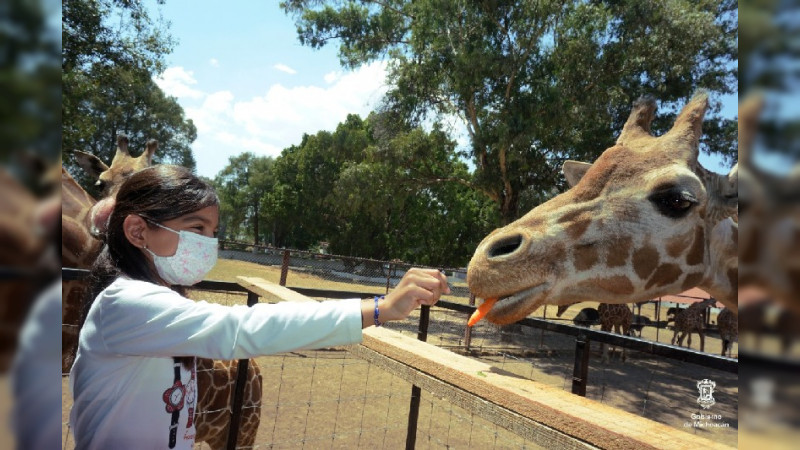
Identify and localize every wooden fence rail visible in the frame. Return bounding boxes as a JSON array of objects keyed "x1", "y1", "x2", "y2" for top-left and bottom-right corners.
[
  {"x1": 61, "y1": 269, "x2": 740, "y2": 449},
  {"x1": 238, "y1": 276, "x2": 733, "y2": 450}
]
